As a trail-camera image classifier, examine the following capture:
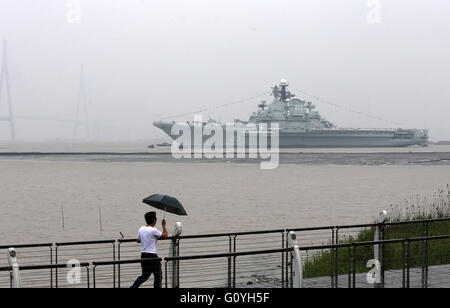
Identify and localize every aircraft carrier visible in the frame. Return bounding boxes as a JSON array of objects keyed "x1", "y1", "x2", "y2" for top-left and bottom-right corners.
[{"x1": 154, "y1": 80, "x2": 429, "y2": 148}]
